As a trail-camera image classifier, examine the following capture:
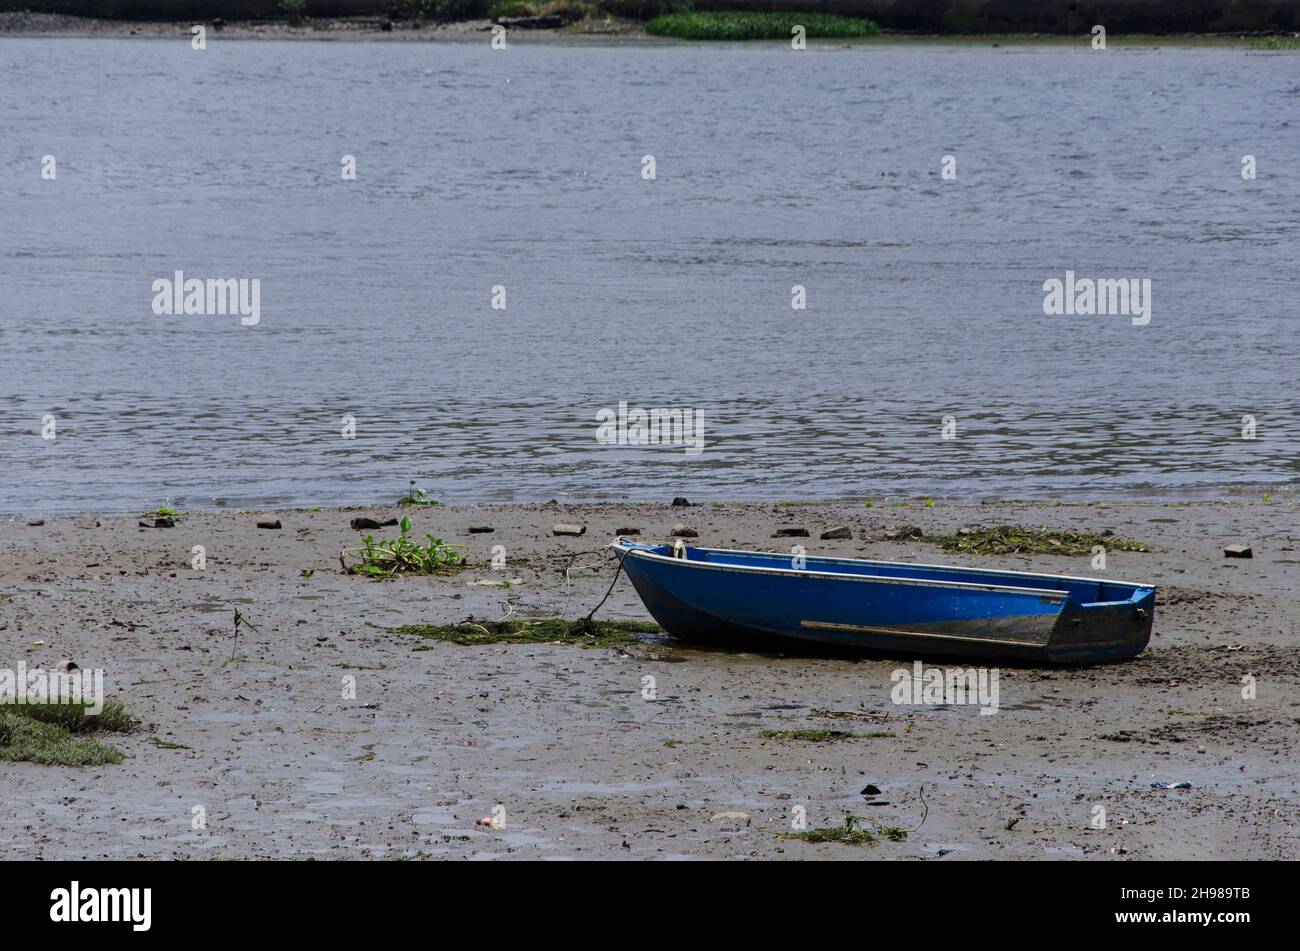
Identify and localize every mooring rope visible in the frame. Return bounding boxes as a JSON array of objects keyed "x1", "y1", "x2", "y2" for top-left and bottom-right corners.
[{"x1": 584, "y1": 548, "x2": 629, "y2": 622}]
